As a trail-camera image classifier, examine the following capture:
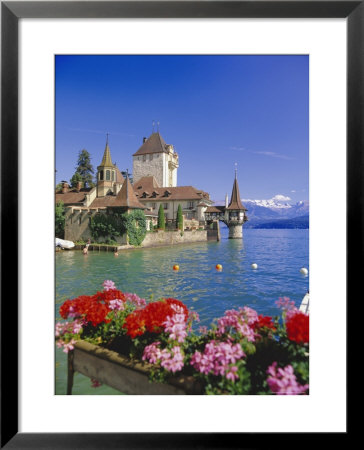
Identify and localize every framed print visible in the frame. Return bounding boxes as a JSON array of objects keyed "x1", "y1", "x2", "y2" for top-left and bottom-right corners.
[{"x1": 1, "y1": 0, "x2": 358, "y2": 447}]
